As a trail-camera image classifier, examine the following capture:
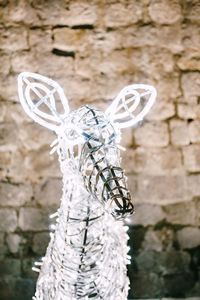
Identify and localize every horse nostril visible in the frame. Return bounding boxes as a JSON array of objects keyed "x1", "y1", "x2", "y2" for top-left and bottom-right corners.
[
  {"x1": 82, "y1": 158, "x2": 134, "y2": 220},
  {"x1": 101, "y1": 167, "x2": 134, "y2": 219}
]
